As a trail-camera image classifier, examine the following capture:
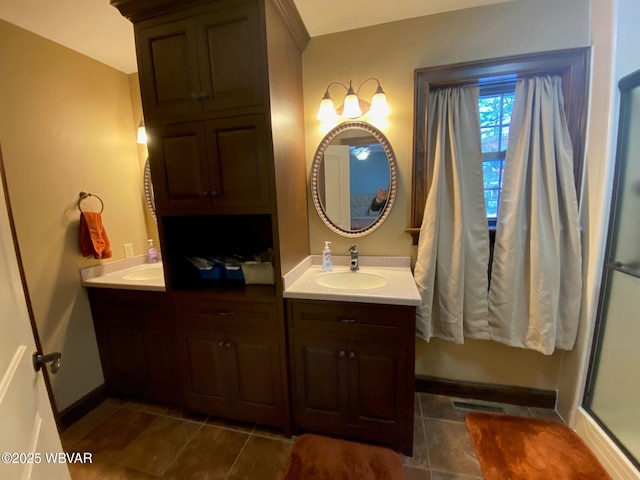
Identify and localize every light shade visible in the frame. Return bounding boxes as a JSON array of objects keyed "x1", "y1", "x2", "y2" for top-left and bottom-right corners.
[
  {"x1": 369, "y1": 85, "x2": 389, "y2": 117},
  {"x1": 317, "y1": 93, "x2": 337, "y2": 122},
  {"x1": 342, "y1": 82, "x2": 362, "y2": 118},
  {"x1": 136, "y1": 117, "x2": 147, "y2": 144}
]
